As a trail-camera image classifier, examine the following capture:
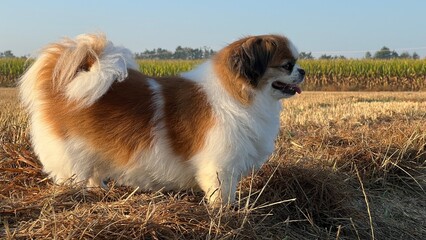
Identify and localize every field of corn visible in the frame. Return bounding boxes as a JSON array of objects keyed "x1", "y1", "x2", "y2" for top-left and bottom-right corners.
[{"x1": 1, "y1": 58, "x2": 425, "y2": 90}]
